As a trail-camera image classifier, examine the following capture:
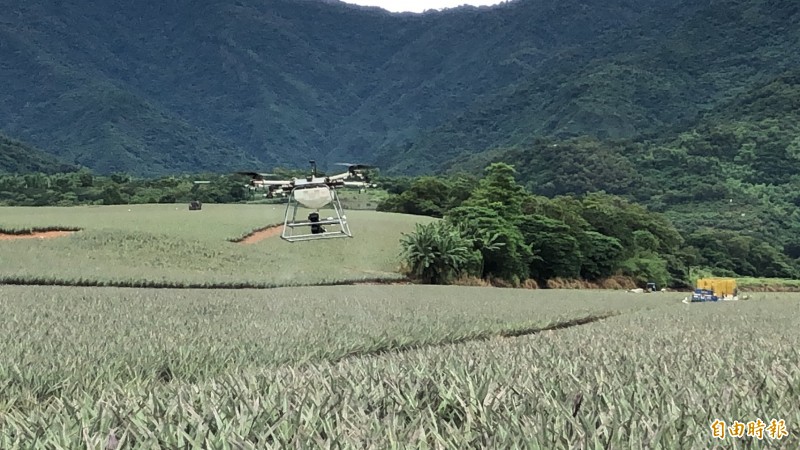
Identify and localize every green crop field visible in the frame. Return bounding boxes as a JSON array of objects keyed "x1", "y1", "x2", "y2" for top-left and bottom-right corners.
[
  {"x1": 1, "y1": 205, "x2": 797, "y2": 448},
  {"x1": 0, "y1": 204, "x2": 434, "y2": 287},
  {"x1": 0, "y1": 286, "x2": 797, "y2": 448}
]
